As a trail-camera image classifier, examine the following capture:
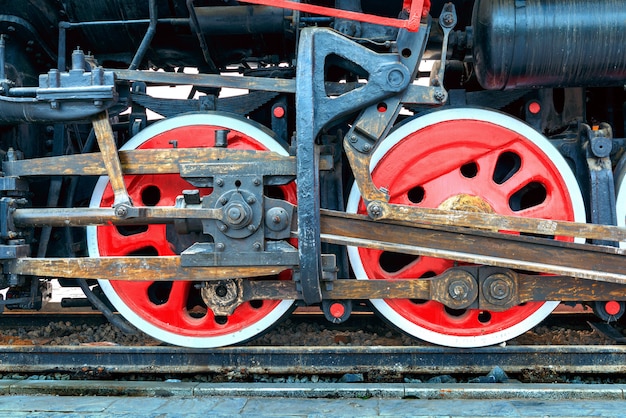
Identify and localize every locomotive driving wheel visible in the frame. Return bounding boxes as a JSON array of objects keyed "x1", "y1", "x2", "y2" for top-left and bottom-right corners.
[
  {"x1": 347, "y1": 108, "x2": 586, "y2": 348},
  {"x1": 87, "y1": 113, "x2": 296, "y2": 348}
]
